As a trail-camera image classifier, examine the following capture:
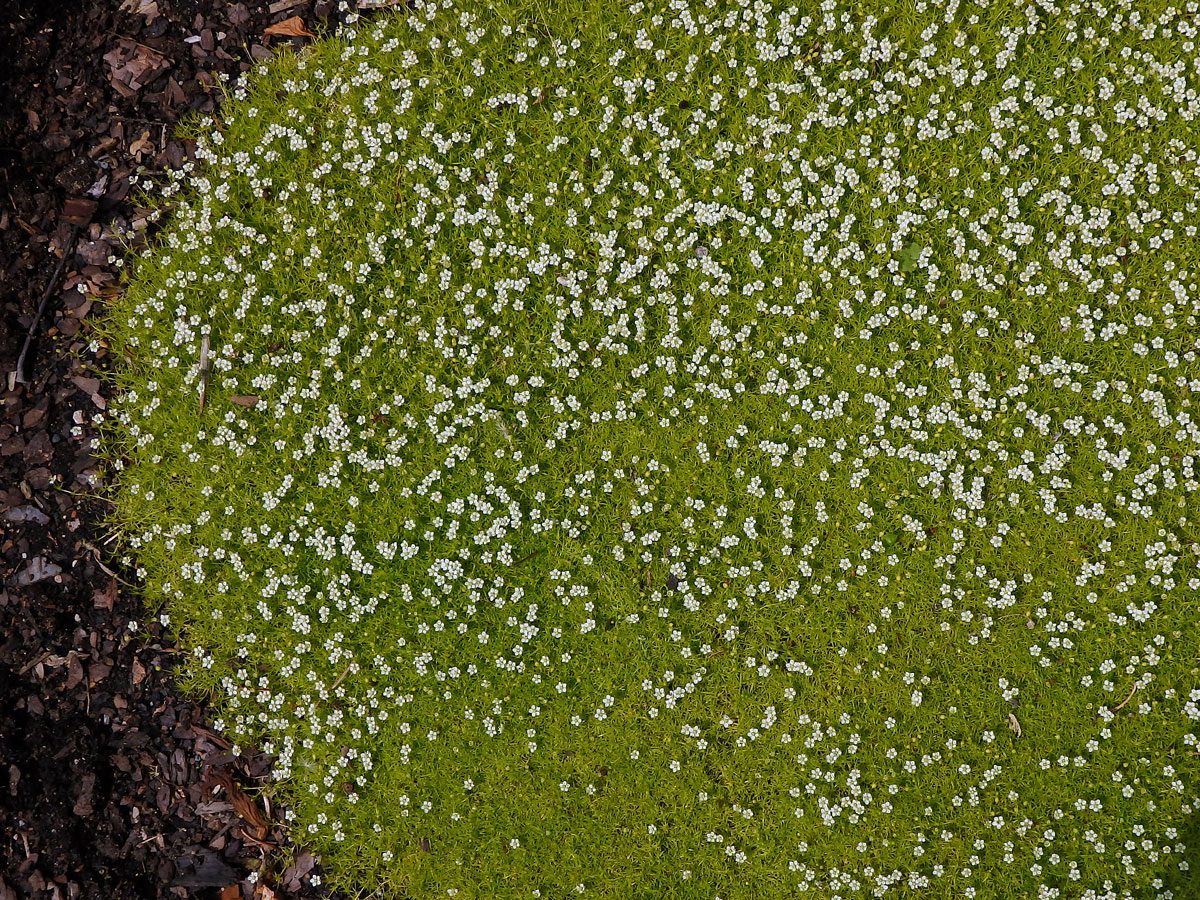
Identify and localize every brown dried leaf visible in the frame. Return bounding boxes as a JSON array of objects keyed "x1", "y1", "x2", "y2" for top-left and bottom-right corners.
[
  {"x1": 230, "y1": 395, "x2": 259, "y2": 407},
  {"x1": 263, "y1": 16, "x2": 314, "y2": 37},
  {"x1": 211, "y1": 770, "x2": 270, "y2": 839},
  {"x1": 119, "y1": 0, "x2": 160, "y2": 20},
  {"x1": 129, "y1": 131, "x2": 154, "y2": 157}
]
